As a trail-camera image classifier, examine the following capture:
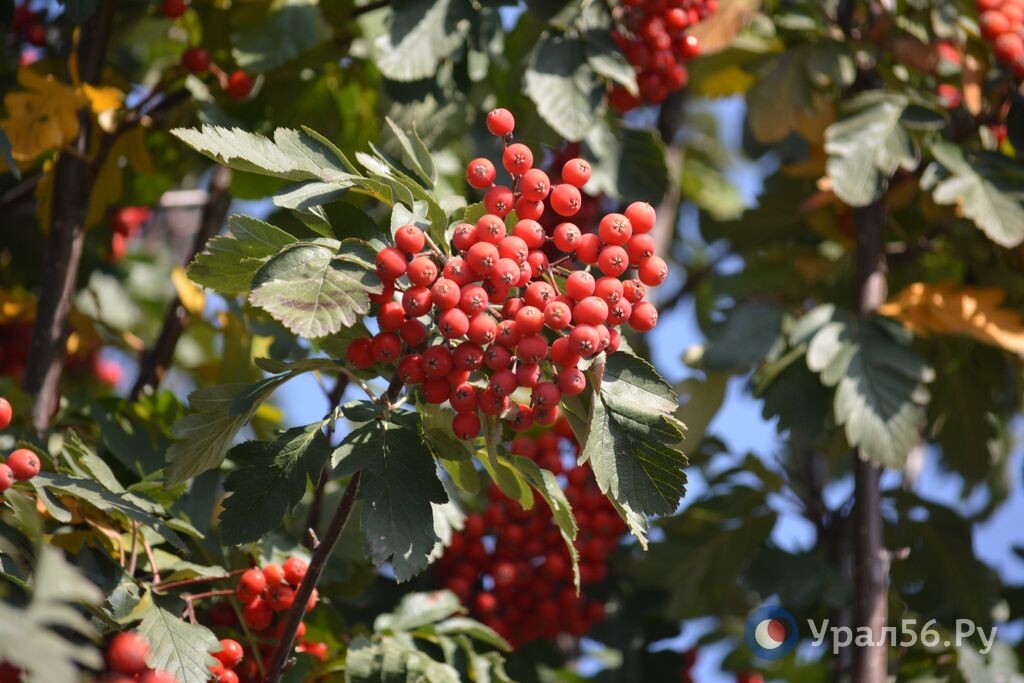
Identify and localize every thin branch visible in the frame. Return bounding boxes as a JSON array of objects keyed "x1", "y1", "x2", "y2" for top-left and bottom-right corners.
[
  {"x1": 131, "y1": 166, "x2": 233, "y2": 399},
  {"x1": 304, "y1": 376, "x2": 350, "y2": 545},
  {"x1": 152, "y1": 568, "x2": 247, "y2": 593},
  {"x1": 142, "y1": 533, "x2": 161, "y2": 586},
  {"x1": 265, "y1": 472, "x2": 362, "y2": 683},
  {"x1": 127, "y1": 521, "x2": 140, "y2": 576}
]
